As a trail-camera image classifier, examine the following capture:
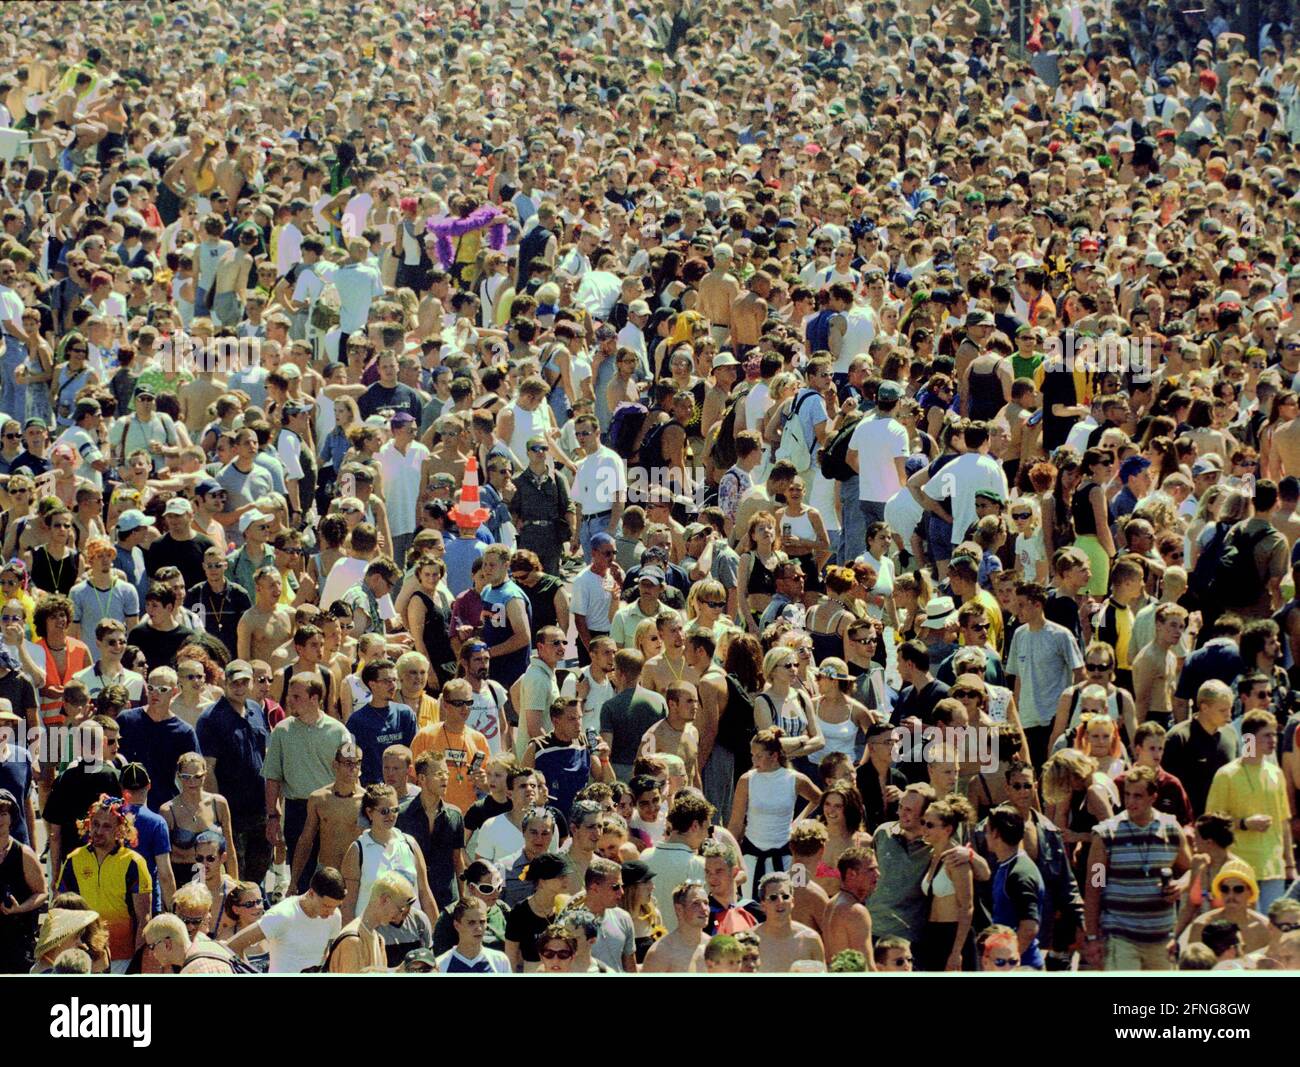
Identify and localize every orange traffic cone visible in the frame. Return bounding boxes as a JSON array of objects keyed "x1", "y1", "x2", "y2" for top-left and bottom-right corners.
[{"x1": 452, "y1": 455, "x2": 492, "y2": 528}]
